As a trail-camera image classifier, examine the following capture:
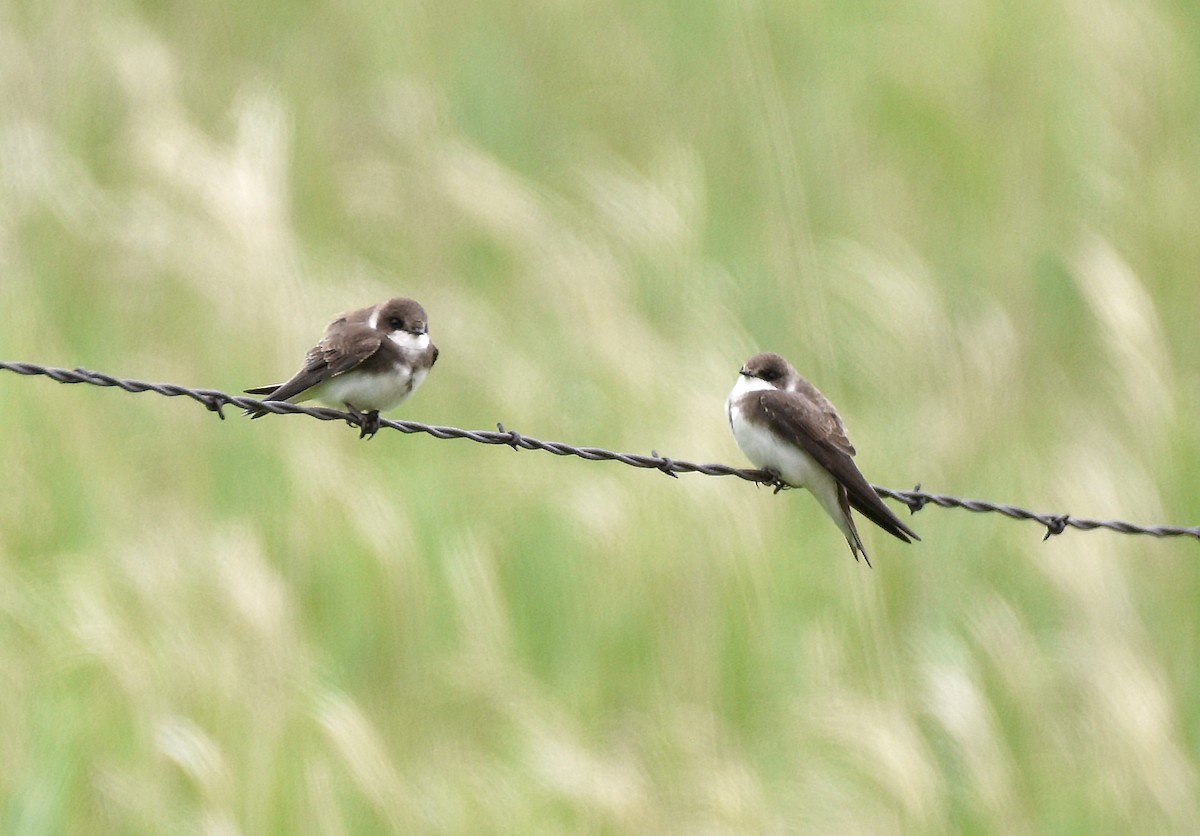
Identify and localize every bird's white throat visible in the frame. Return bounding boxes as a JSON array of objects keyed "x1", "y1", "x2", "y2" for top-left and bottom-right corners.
[
  {"x1": 728, "y1": 374, "x2": 775, "y2": 401},
  {"x1": 388, "y1": 331, "x2": 430, "y2": 351}
]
